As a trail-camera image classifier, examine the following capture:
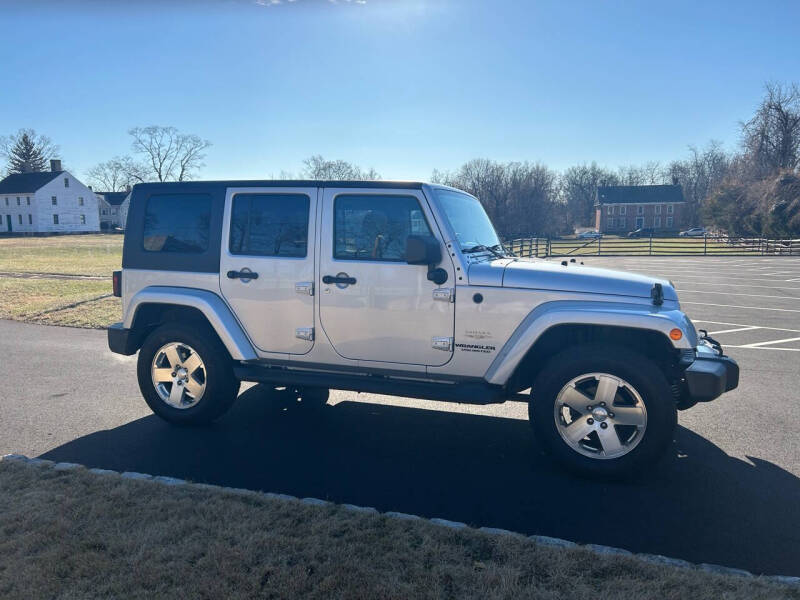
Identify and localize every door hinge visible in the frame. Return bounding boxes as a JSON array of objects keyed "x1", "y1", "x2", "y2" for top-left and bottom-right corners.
[
  {"x1": 295, "y1": 281, "x2": 314, "y2": 296},
  {"x1": 432, "y1": 336, "x2": 454, "y2": 352},
  {"x1": 295, "y1": 327, "x2": 314, "y2": 341},
  {"x1": 433, "y1": 287, "x2": 455, "y2": 303}
]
